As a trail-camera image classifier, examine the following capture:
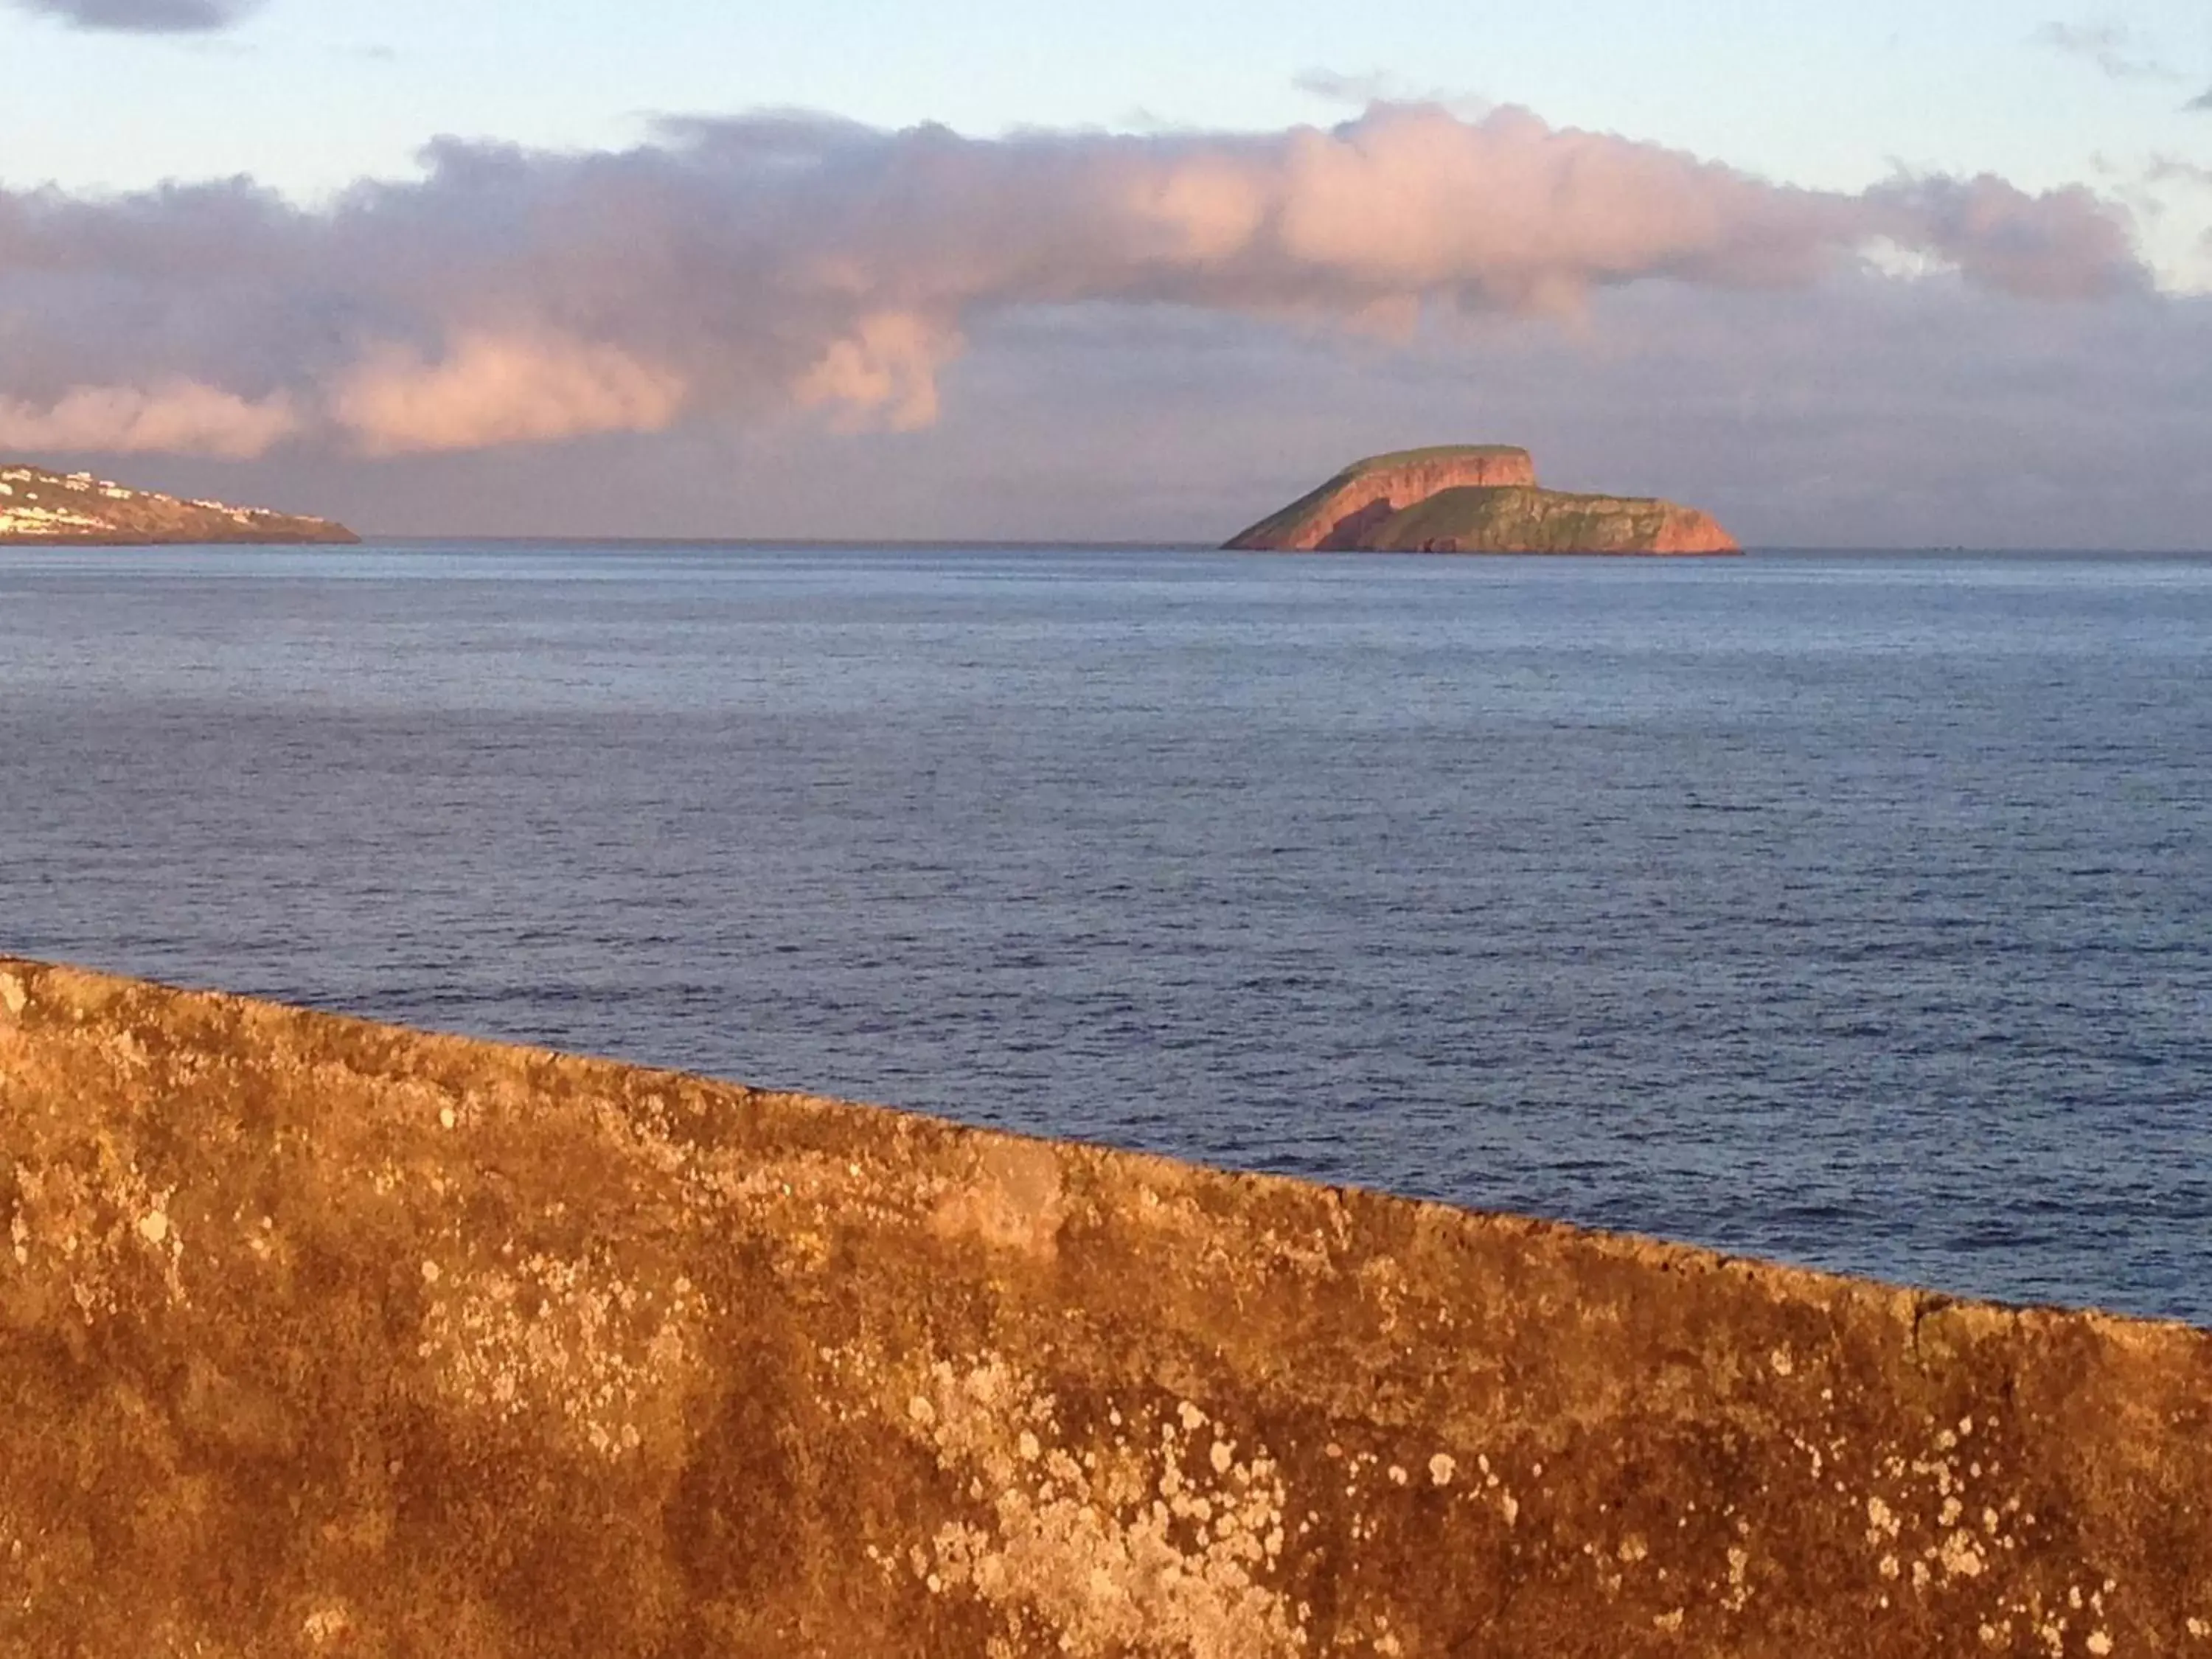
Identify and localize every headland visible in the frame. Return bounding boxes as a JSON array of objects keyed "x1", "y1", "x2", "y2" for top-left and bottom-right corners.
[{"x1": 0, "y1": 463, "x2": 358, "y2": 545}]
